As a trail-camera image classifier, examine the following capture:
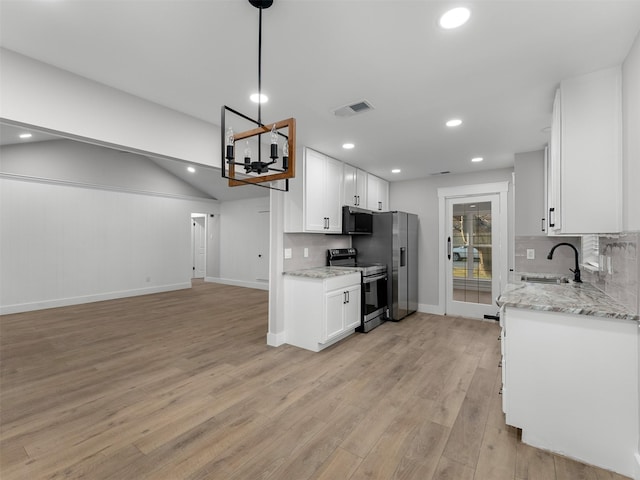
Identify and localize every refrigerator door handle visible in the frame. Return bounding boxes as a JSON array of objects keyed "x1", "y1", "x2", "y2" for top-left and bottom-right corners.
[
  {"x1": 400, "y1": 247, "x2": 406, "y2": 267},
  {"x1": 447, "y1": 236, "x2": 452, "y2": 260}
]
